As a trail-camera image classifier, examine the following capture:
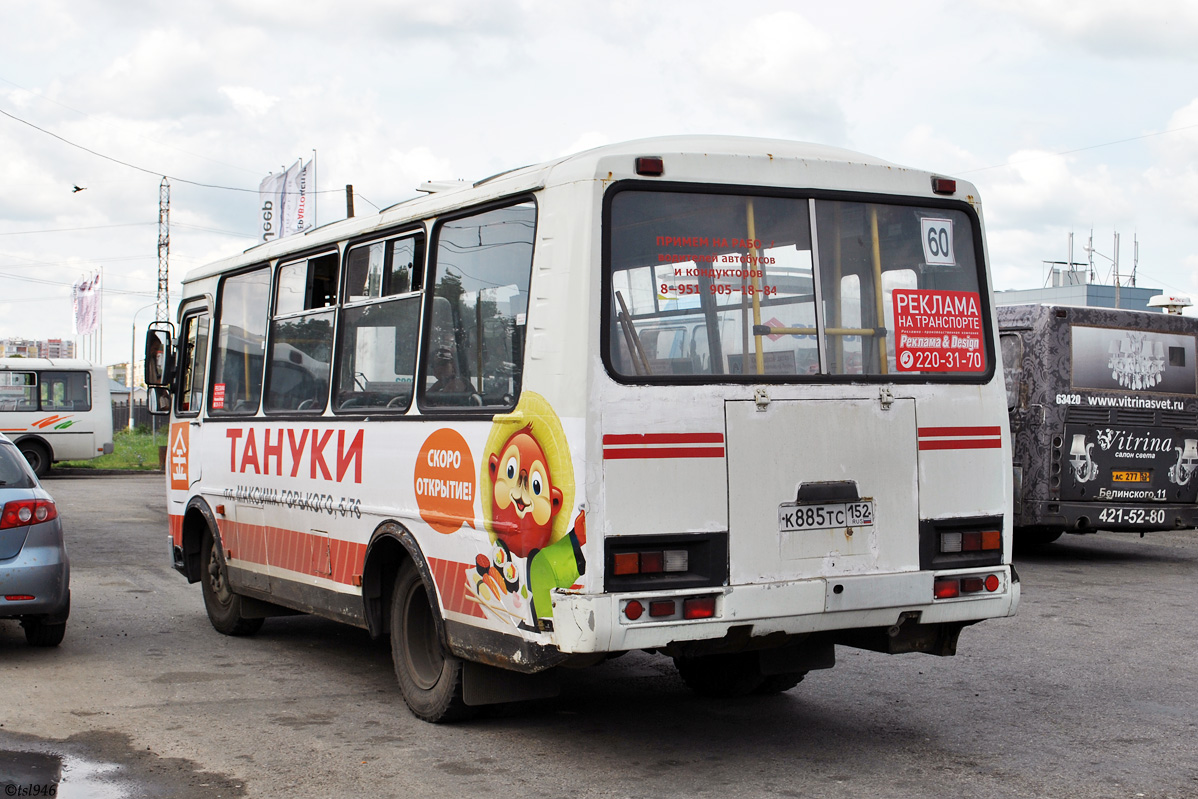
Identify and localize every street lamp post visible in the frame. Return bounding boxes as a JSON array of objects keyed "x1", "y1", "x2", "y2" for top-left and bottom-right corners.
[{"x1": 130, "y1": 303, "x2": 157, "y2": 431}]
